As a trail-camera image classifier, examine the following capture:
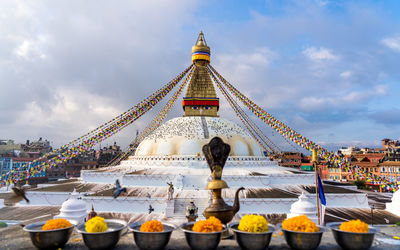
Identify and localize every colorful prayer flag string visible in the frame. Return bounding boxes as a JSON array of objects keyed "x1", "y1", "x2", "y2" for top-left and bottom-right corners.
[
  {"x1": 107, "y1": 66, "x2": 195, "y2": 165},
  {"x1": 208, "y1": 64, "x2": 398, "y2": 192},
  {"x1": 0, "y1": 65, "x2": 193, "y2": 187}
]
